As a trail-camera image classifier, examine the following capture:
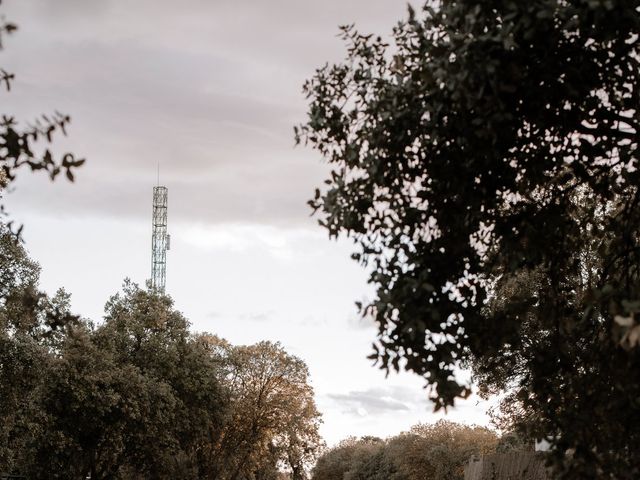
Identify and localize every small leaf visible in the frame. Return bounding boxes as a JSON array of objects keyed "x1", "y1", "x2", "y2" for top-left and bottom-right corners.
[
  {"x1": 628, "y1": 326, "x2": 640, "y2": 348},
  {"x1": 614, "y1": 315, "x2": 634, "y2": 327}
]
